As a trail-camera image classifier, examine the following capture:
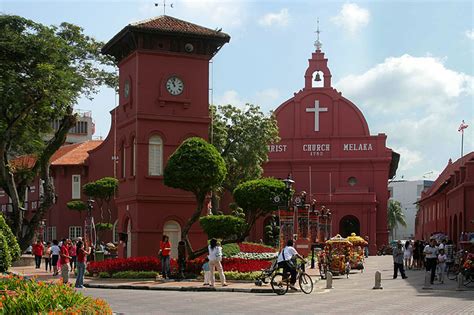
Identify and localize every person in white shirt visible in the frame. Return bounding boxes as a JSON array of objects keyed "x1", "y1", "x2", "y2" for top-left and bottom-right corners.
[
  {"x1": 437, "y1": 249, "x2": 447, "y2": 284},
  {"x1": 403, "y1": 241, "x2": 413, "y2": 270},
  {"x1": 277, "y1": 239, "x2": 306, "y2": 289},
  {"x1": 208, "y1": 238, "x2": 227, "y2": 287},
  {"x1": 423, "y1": 239, "x2": 439, "y2": 284}
]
